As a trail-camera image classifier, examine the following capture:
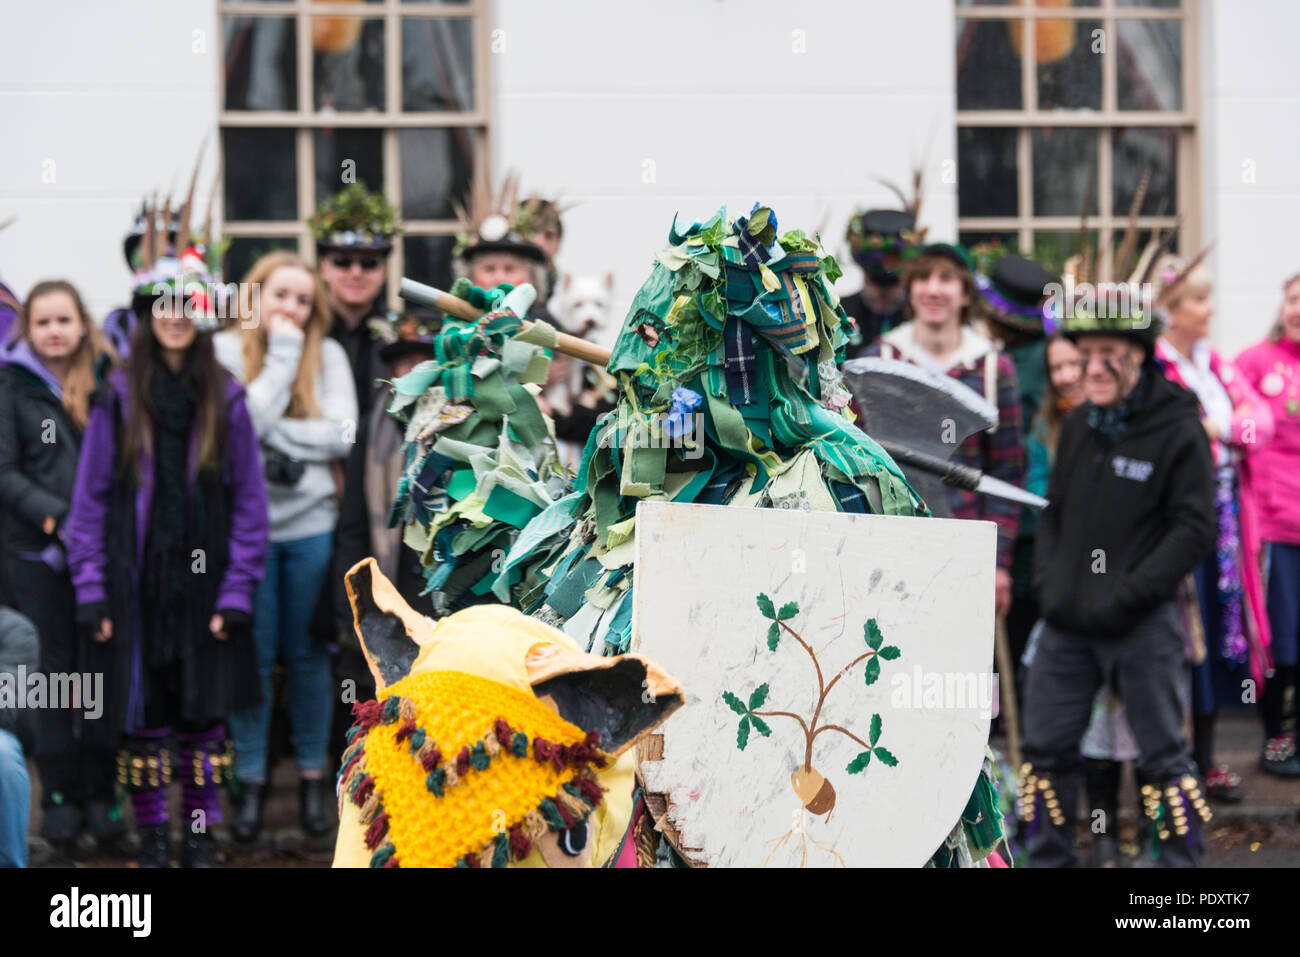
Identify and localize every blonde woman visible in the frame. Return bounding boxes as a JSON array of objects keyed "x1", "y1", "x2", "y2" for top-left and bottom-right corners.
[
  {"x1": 0, "y1": 280, "x2": 117, "y2": 855},
  {"x1": 214, "y1": 251, "x2": 357, "y2": 841}
]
